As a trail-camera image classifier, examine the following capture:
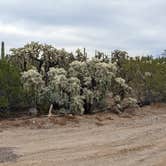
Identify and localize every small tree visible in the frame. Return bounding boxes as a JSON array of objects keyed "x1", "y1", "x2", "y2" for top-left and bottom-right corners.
[{"x1": 0, "y1": 59, "x2": 22, "y2": 111}]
